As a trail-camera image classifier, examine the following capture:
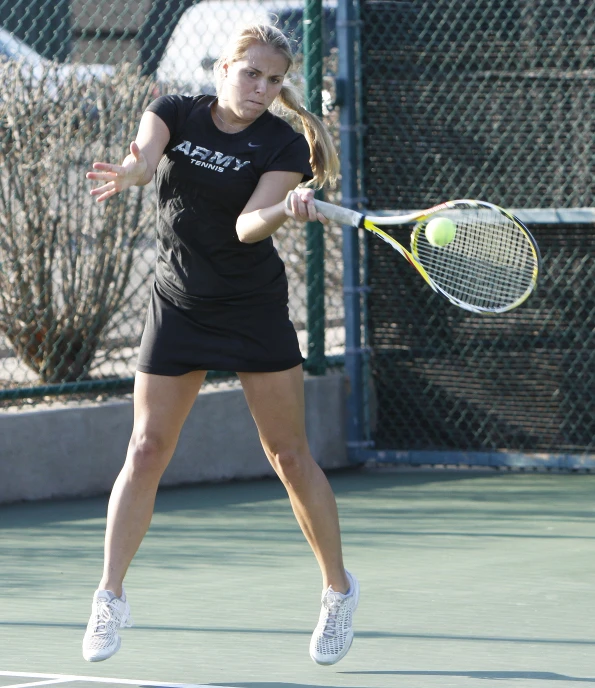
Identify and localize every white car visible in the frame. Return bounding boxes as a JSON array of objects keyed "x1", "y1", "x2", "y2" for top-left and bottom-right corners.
[
  {"x1": 0, "y1": 25, "x2": 114, "y2": 90},
  {"x1": 156, "y1": 0, "x2": 336, "y2": 95}
]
